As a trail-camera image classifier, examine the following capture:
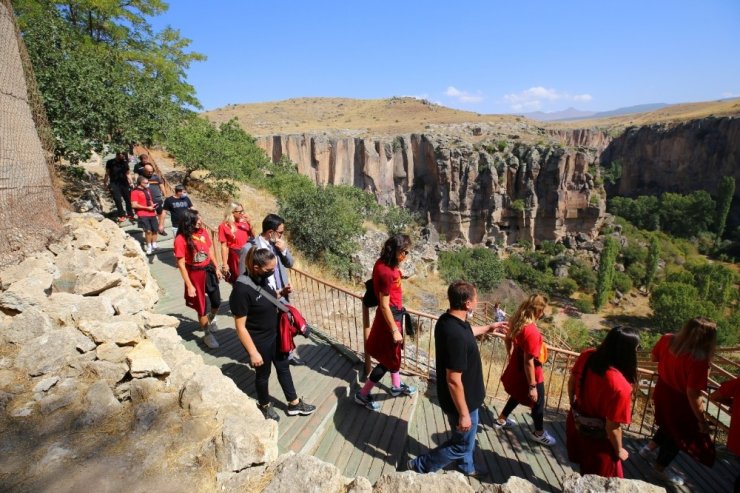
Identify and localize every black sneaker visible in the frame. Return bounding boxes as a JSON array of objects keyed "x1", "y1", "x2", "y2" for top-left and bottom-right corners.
[
  {"x1": 286, "y1": 398, "x2": 316, "y2": 416},
  {"x1": 259, "y1": 402, "x2": 280, "y2": 421},
  {"x1": 158, "y1": 229, "x2": 168, "y2": 236}
]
